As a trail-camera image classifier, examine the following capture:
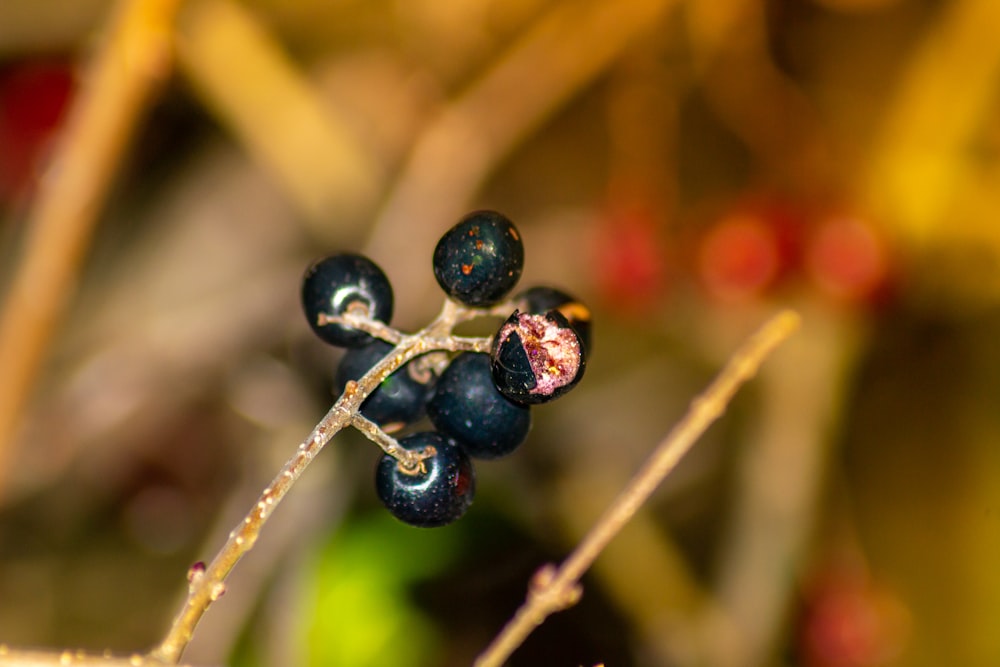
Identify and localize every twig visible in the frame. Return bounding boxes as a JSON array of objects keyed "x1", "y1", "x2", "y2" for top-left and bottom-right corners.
[
  {"x1": 0, "y1": 0, "x2": 180, "y2": 498},
  {"x1": 149, "y1": 298, "x2": 504, "y2": 663},
  {"x1": 473, "y1": 309, "x2": 801, "y2": 667},
  {"x1": 0, "y1": 293, "x2": 508, "y2": 664},
  {"x1": 0, "y1": 646, "x2": 181, "y2": 667},
  {"x1": 317, "y1": 310, "x2": 404, "y2": 344},
  {"x1": 149, "y1": 335, "x2": 420, "y2": 662},
  {"x1": 350, "y1": 412, "x2": 429, "y2": 469}
]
